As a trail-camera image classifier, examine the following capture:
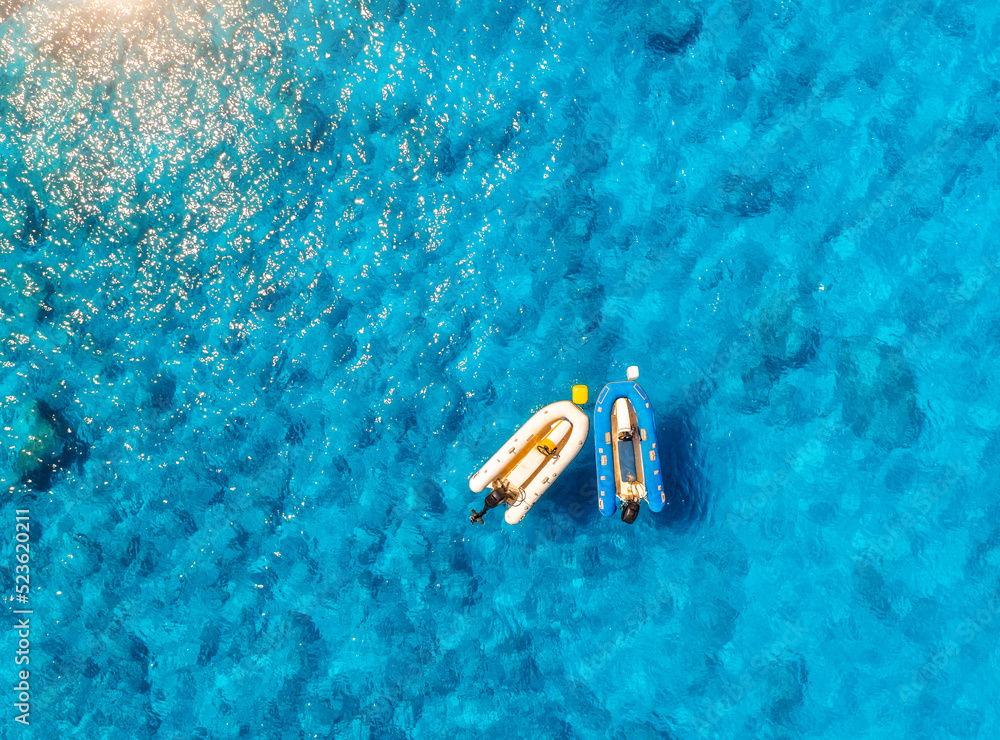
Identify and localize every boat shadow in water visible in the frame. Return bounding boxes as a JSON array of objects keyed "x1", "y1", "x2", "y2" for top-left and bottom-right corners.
[
  {"x1": 531, "y1": 461, "x2": 600, "y2": 542},
  {"x1": 651, "y1": 410, "x2": 708, "y2": 531}
]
